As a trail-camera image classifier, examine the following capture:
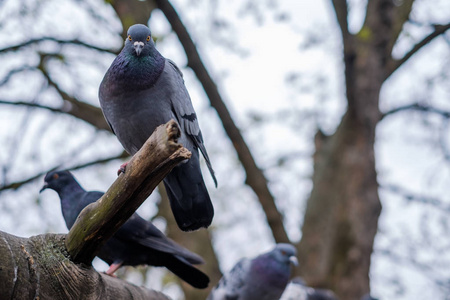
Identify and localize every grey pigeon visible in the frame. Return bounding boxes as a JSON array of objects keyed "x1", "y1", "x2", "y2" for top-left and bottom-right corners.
[
  {"x1": 207, "y1": 243, "x2": 298, "y2": 300},
  {"x1": 98, "y1": 24, "x2": 216, "y2": 232},
  {"x1": 361, "y1": 294, "x2": 378, "y2": 300},
  {"x1": 40, "y1": 170, "x2": 209, "y2": 289},
  {"x1": 280, "y1": 277, "x2": 338, "y2": 300}
]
